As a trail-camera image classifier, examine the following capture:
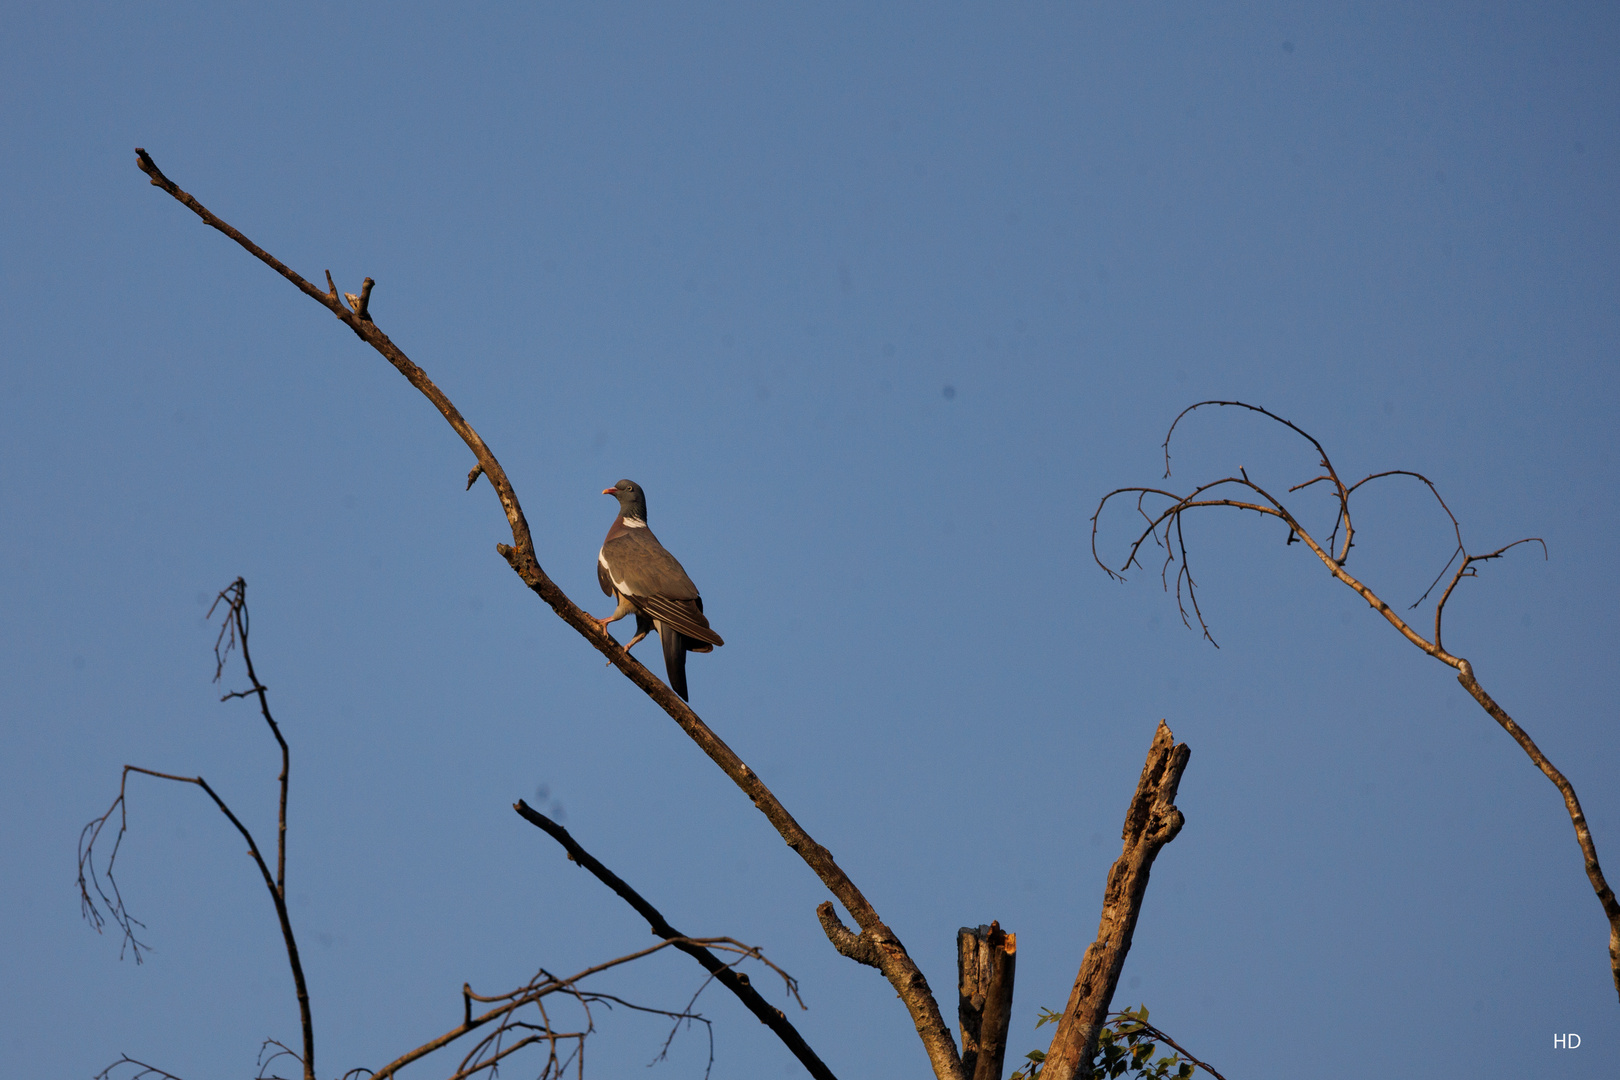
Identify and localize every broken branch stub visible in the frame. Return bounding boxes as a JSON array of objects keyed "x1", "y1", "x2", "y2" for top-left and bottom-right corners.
[{"x1": 957, "y1": 922, "x2": 1017, "y2": 1080}]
